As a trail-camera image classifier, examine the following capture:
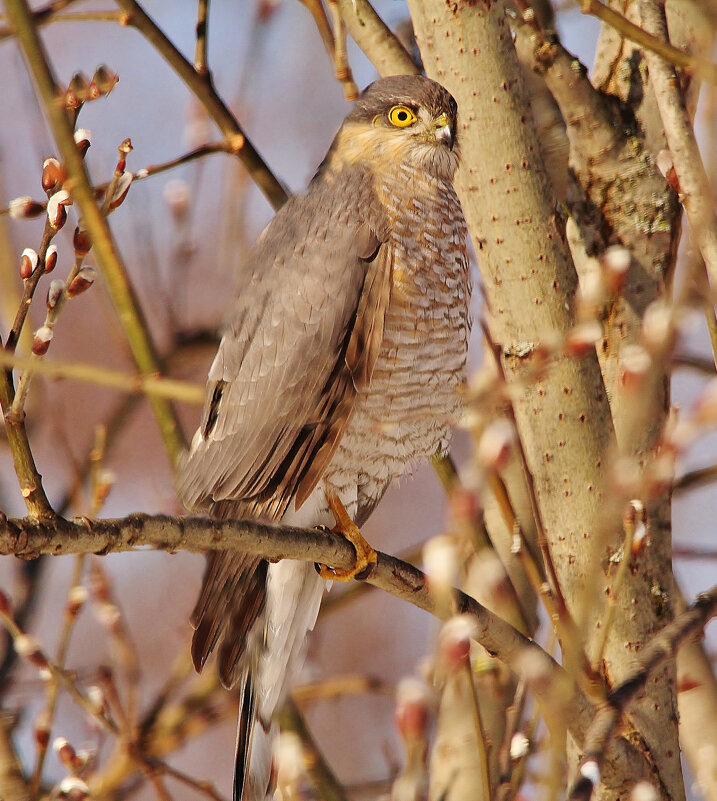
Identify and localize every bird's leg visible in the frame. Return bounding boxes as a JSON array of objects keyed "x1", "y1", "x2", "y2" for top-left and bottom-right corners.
[{"x1": 316, "y1": 491, "x2": 378, "y2": 581}]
